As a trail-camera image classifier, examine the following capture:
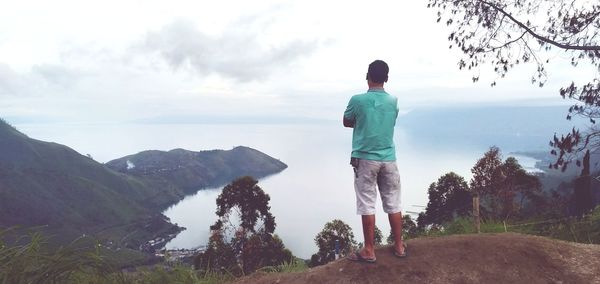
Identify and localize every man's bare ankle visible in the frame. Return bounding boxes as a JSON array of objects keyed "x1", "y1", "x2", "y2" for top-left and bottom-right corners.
[
  {"x1": 362, "y1": 247, "x2": 376, "y2": 256},
  {"x1": 394, "y1": 242, "x2": 405, "y2": 252}
]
